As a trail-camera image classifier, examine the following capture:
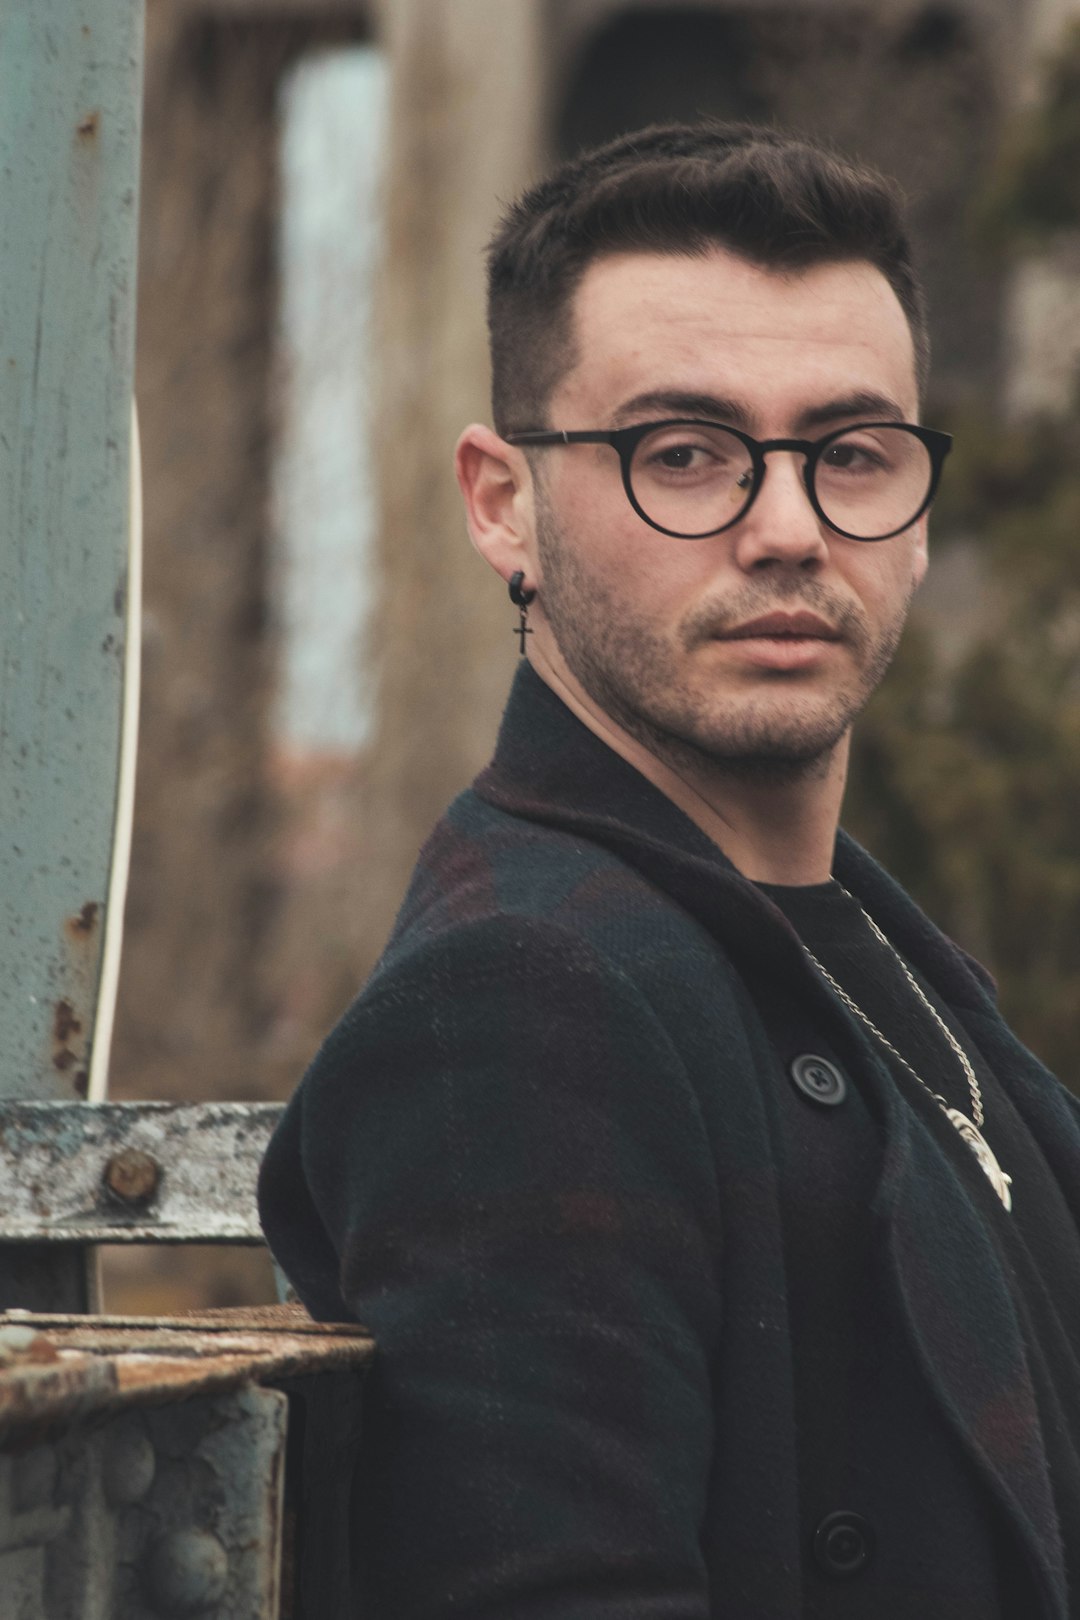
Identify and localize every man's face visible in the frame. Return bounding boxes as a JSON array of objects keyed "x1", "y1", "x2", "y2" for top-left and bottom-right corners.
[{"x1": 527, "y1": 247, "x2": 929, "y2": 776}]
